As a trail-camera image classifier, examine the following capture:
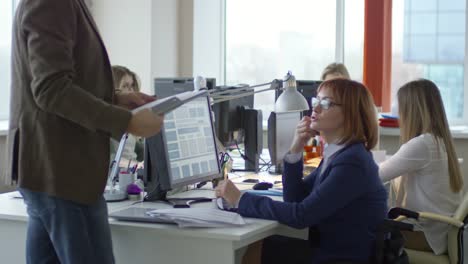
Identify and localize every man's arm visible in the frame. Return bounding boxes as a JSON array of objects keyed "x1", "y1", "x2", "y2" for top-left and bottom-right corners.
[{"x1": 21, "y1": 0, "x2": 131, "y2": 138}]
